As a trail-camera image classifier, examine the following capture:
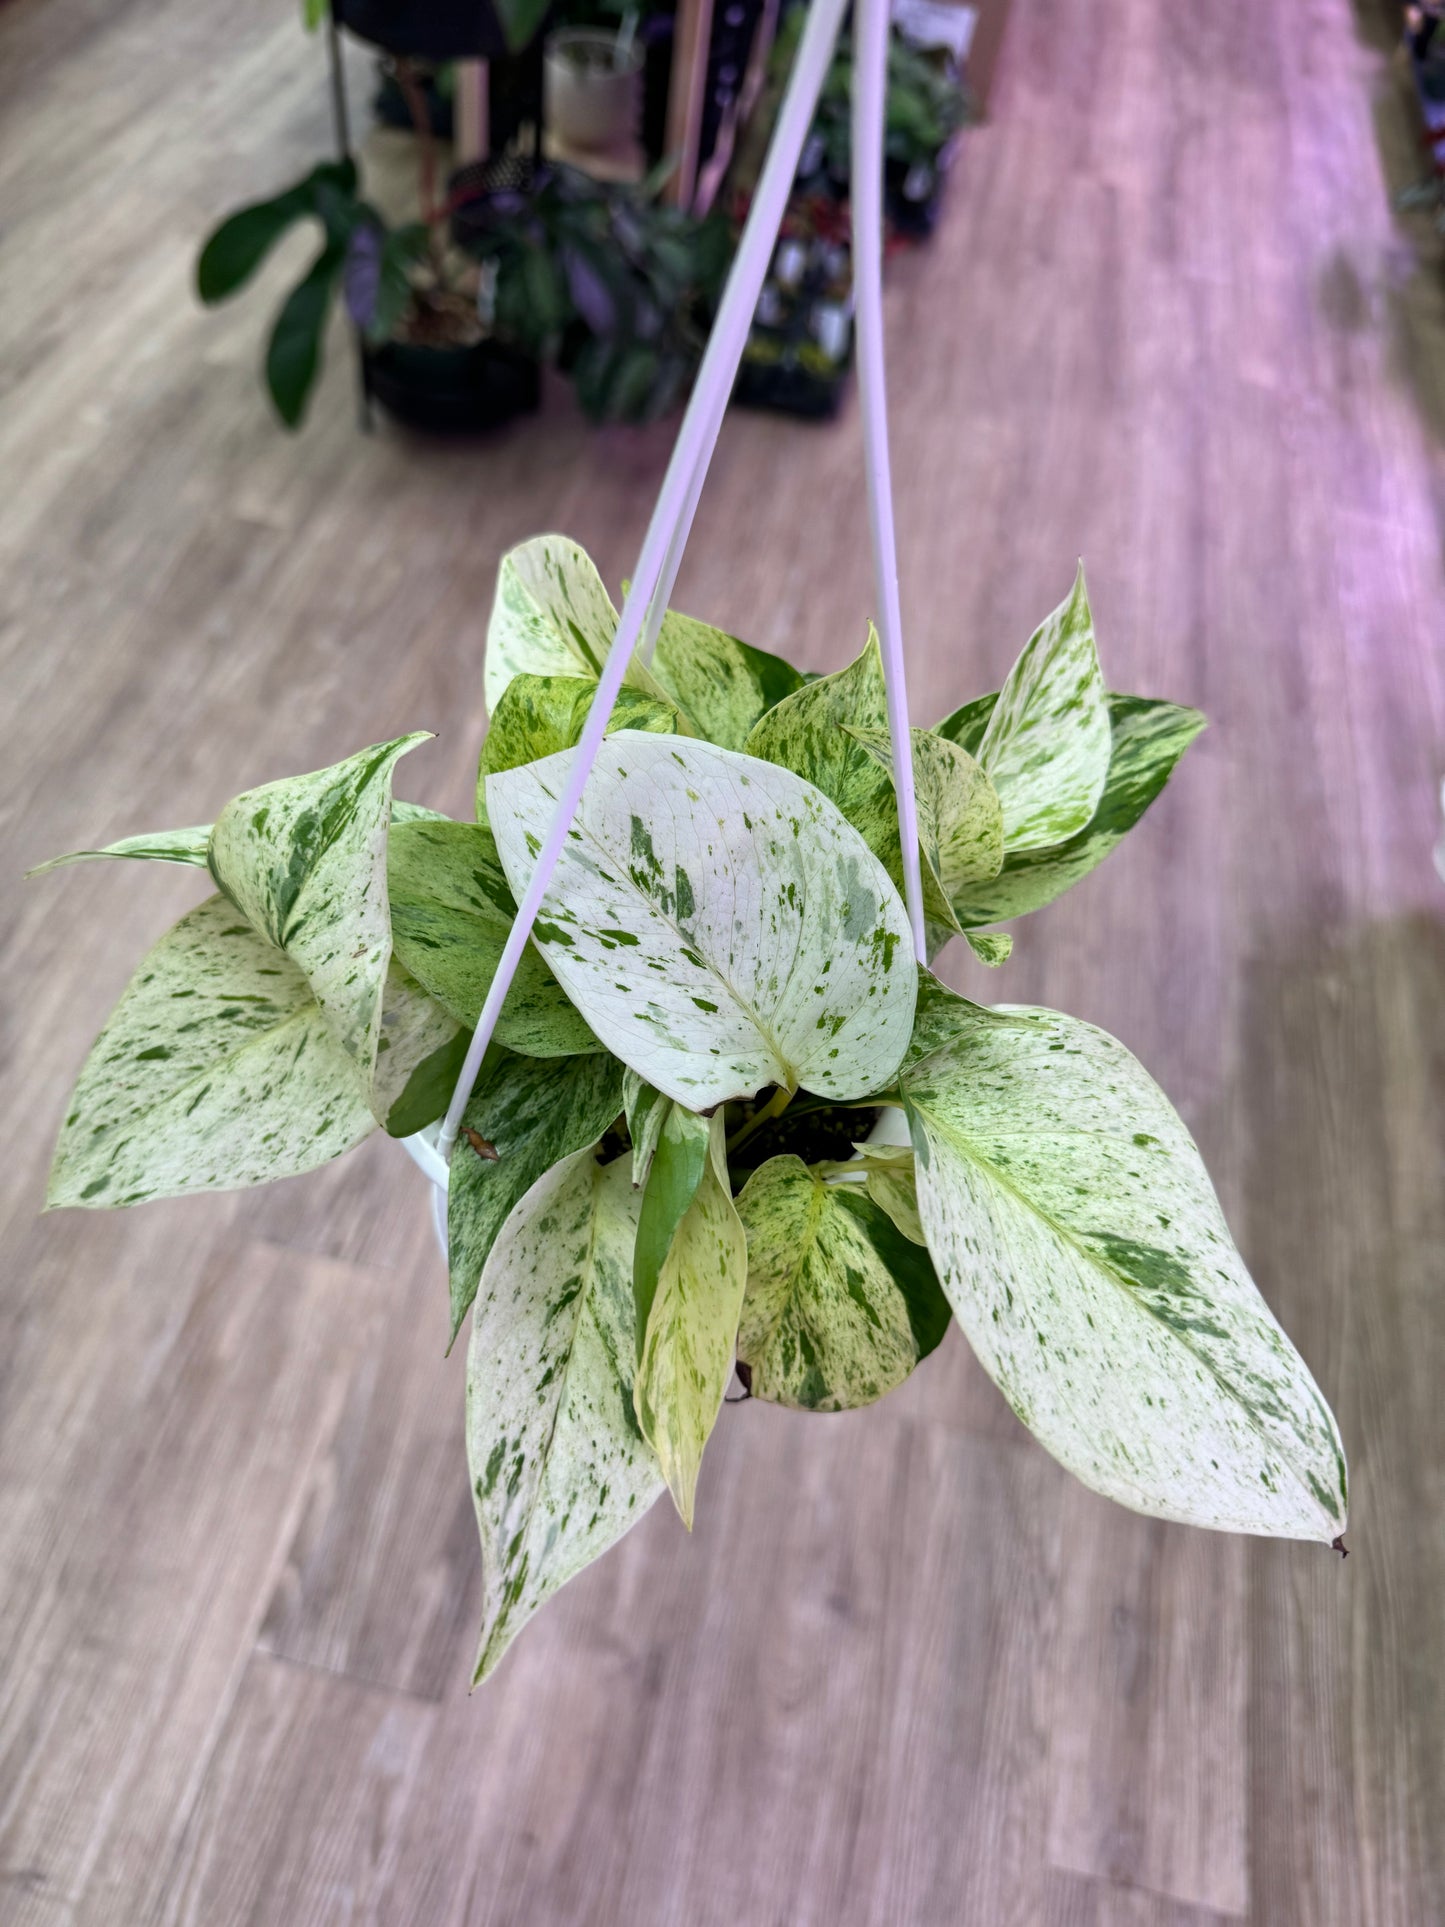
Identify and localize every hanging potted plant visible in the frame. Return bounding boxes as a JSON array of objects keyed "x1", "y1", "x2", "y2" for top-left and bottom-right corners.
[
  {"x1": 34, "y1": 533, "x2": 1348, "y2": 1684},
  {"x1": 196, "y1": 118, "x2": 540, "y2": 431}
]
